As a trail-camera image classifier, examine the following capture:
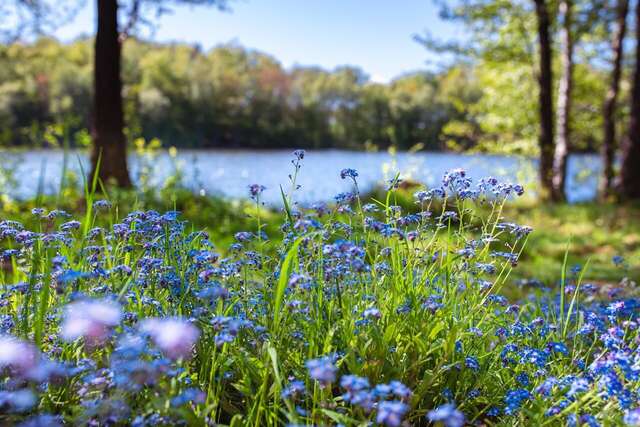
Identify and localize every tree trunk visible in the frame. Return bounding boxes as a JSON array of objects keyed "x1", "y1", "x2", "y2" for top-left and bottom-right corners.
[
  {"x1": 551, "y1": 0, "x2": 573, "y2": 202},
  {"x1": 601, "y1": 0, "x2": 629, "y2": 198},
  {"x1": 90, "y1": 0, "x2": 132, "y2": 188},
  {"x1": 533, "y1": 0, "x2": 555, "y2": 198},
  {"x1": 617, "y1": 0, "x2": 640, "y2": 199}
]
